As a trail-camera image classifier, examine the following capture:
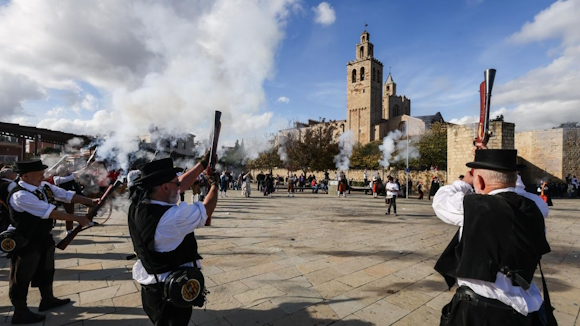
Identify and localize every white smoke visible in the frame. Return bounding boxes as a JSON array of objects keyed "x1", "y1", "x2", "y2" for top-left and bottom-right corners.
[
  {"x1": 334, "y1": 130, "x2": 356, "y2": 171},
  {"x1": 378, "y1": 130, "x2": 403, "y2": 168},
  {"x1": 393, "y1": 136, "x2": 420, "y2": 162},
  {"x1": 277, "y1": 135, "x2": 289, "y2": 163},
  {"x1": 0, "y1": 0, "x2": 298, "y2": 169}
]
